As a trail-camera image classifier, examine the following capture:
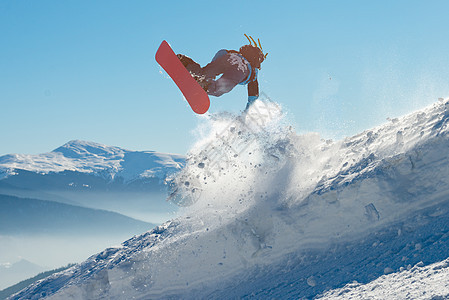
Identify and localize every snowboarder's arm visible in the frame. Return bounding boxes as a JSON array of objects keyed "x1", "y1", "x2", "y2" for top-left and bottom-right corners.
[{"x1": 247, "y1": 79, "x2": 259, "y2": 102}]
